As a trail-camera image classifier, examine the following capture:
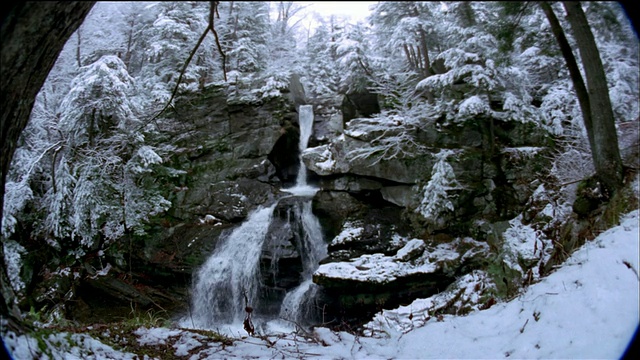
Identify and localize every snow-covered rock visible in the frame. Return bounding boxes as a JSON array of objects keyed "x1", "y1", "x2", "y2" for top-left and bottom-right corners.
[{"x1": 313, "y1": 237, "x2": 491, "y2": 327}]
